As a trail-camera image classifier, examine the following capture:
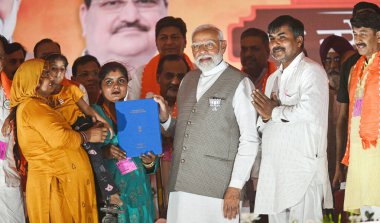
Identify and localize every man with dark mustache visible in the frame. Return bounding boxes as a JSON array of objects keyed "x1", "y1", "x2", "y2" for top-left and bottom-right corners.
[
  {"x1": 319, "y1": 35, "x2": 355, "y2": 184},
  {"x1": 4, "y1": 42, "x2": 26, "y2": 80},
  {"x1": 156, "y1": 54, "x2": 190, "y2": 213},
  {"x1": 252, "y1": 15, "x2": 332, "y2": 222},
  {"x1": 240, "y1": 28, "x2": 277, "y2": 93},
  {"x1": 341, "y1": 10, "x2": 380, "y2": 218},
  {"x1": 240, "y1": 27, "x2": 277, "y2": 215},
  {"x1": 72, "y1": 55, "x2": 101, "y2": 104},
  {"x1": 333, "y1": 1, "x2": 380, "y2": 191},
  {"x1": 79, "y1": 0, "x2": 168, "y2": 69},
  {"x1": 157, "y1": 55, "x2": 189, "y2": 109},
  {"x1": 128, "y1": 16, "x2": 194, "y2": 100}
]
